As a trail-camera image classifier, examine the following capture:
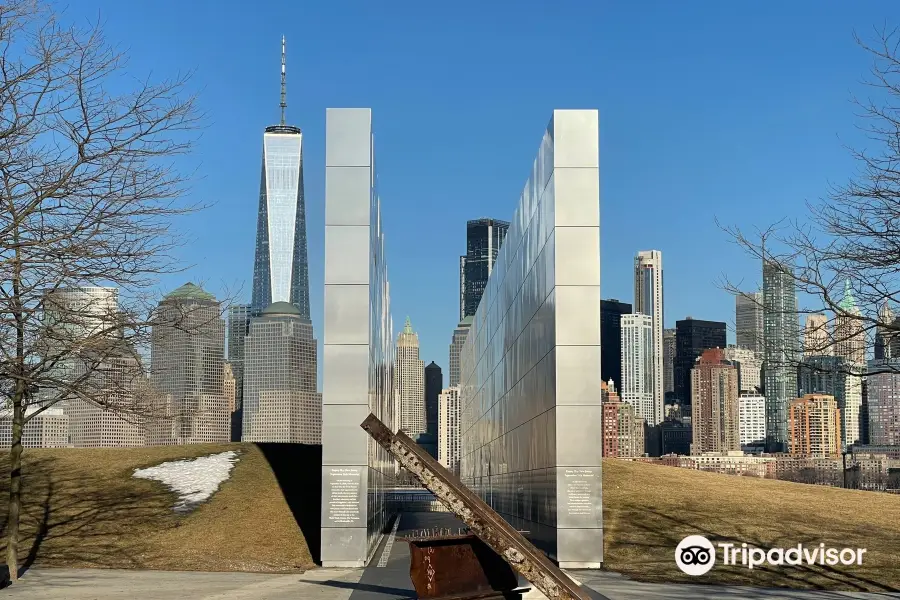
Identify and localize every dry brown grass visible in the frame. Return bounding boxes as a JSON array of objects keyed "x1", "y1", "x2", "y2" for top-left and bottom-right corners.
[
  {"x1": 0, "y1": 443, "x2": 315, "y2": 573},
  {"x1": 603, "y1": 459, "x2": 900, "y2": 592}
]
